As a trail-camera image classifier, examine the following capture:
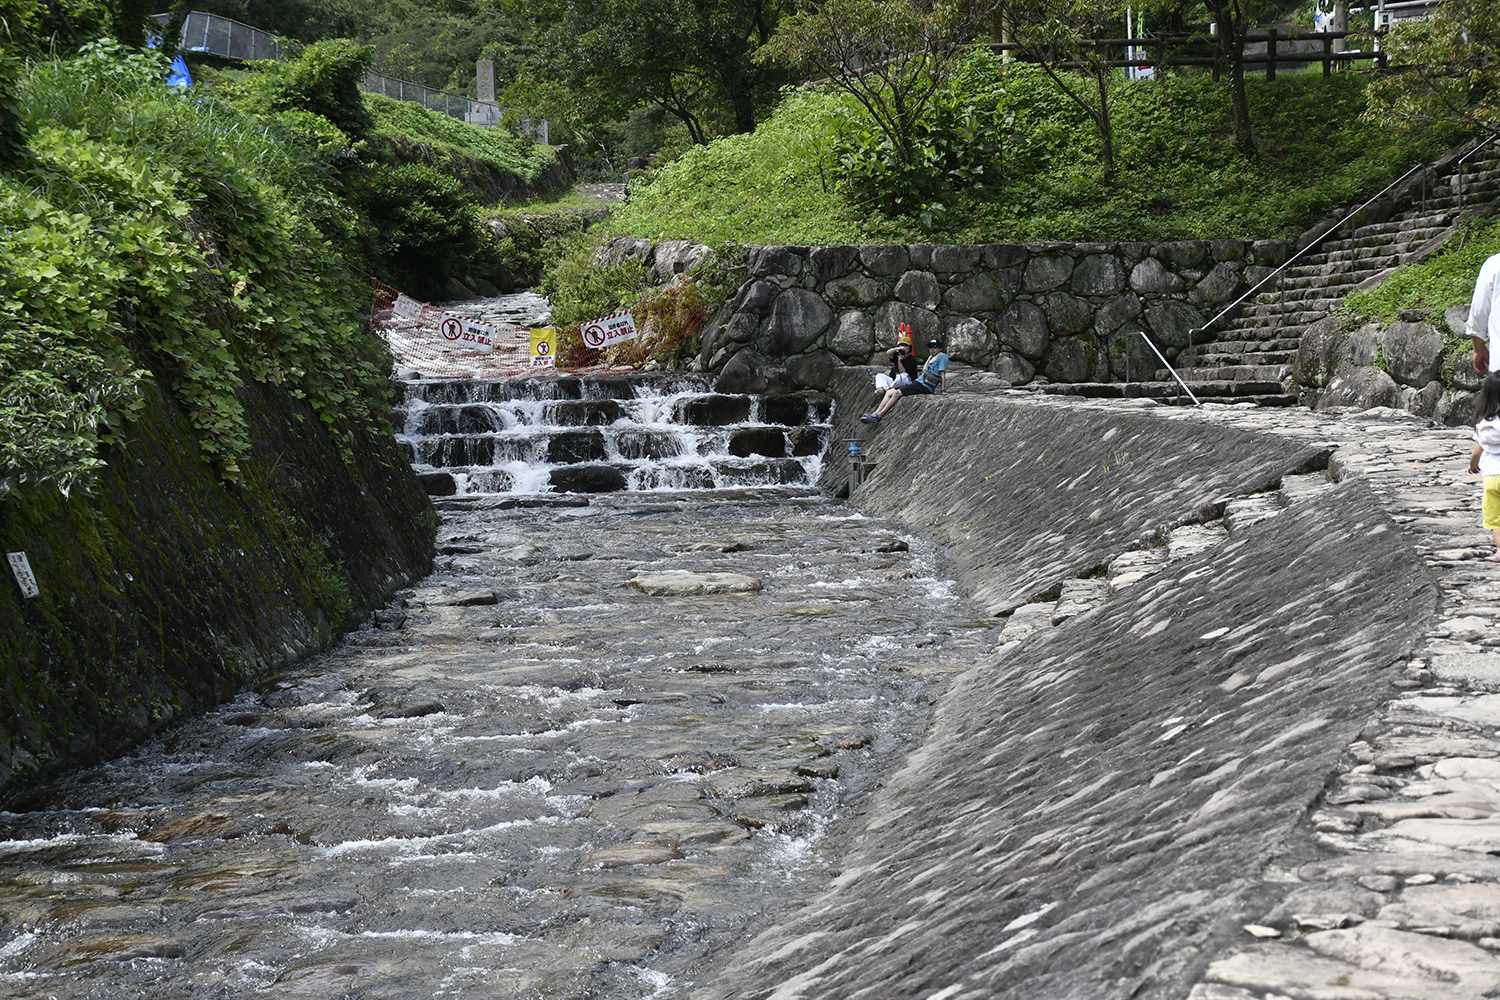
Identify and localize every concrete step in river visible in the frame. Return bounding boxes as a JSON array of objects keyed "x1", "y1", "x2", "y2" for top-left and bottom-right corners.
[
  {"x1": 0, "y1": 423, "x2": 998, "y2": 996},
  {"x1": 397, "y1": 375, "x2": 833, "y2": 496}
]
